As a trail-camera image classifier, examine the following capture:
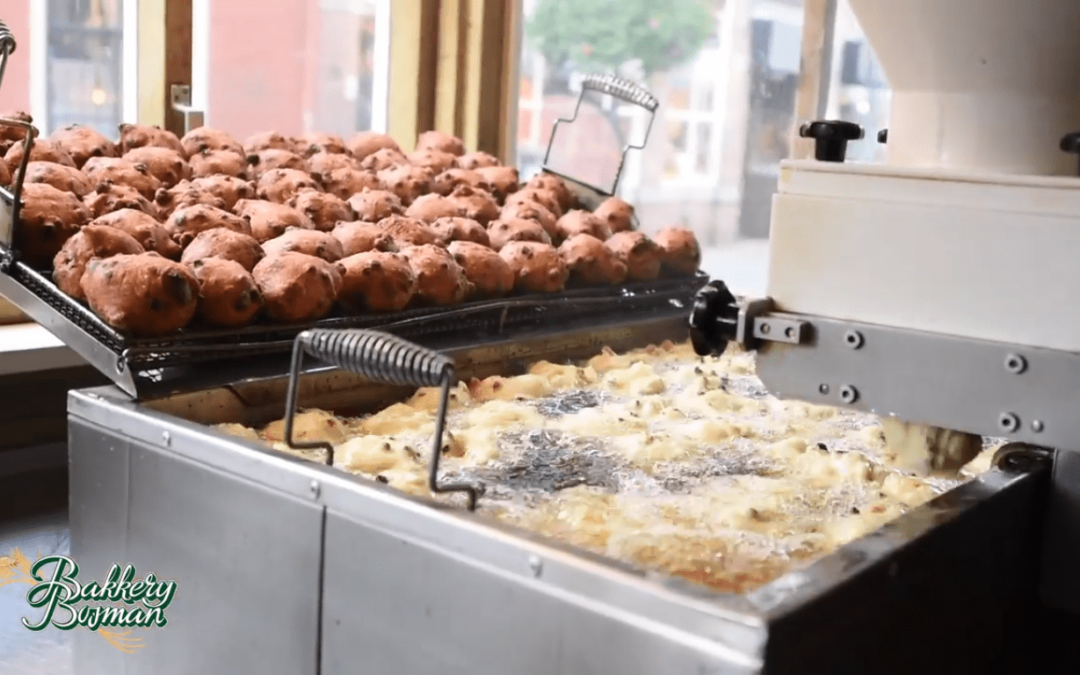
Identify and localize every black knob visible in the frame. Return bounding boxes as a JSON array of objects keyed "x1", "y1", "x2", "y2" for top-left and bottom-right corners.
[
  {"x1": 877, "y1": 129, "x2": 888, "y2": 144},
  {"x1": 688, "y1": 280, "x2": 739, "y2": 357},
  {"x1": 799, "y1": 120, "x2": 864, "y2": 163},
  {"x1": 1060, "y1": 132, "x2": 1080, "y2": 175}
]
